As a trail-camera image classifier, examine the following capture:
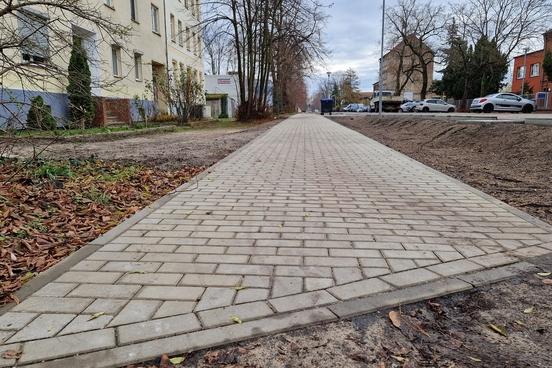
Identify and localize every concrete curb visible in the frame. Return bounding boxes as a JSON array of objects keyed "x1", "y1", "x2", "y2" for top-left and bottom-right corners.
[
  {"x1": 19, "y1": 260, "x2": 538, "y2": 368},
  {"x1": 0, "y1": 122, "x2": 278, "y2": 314}
]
